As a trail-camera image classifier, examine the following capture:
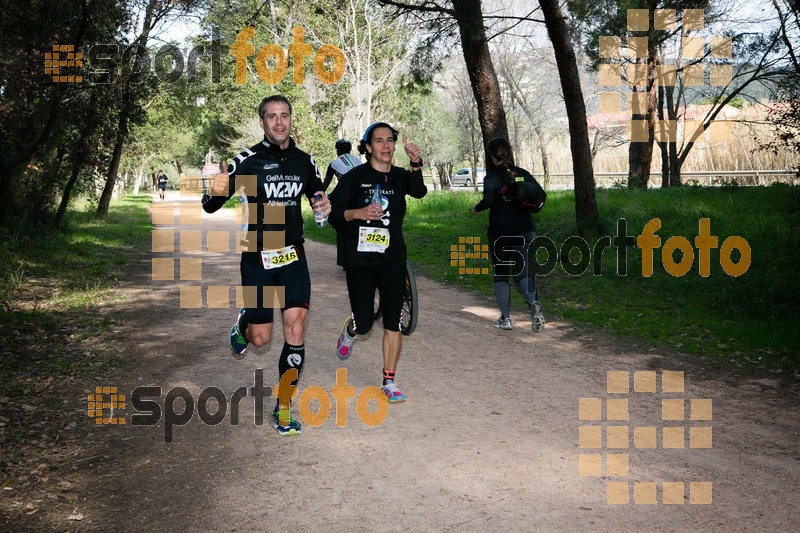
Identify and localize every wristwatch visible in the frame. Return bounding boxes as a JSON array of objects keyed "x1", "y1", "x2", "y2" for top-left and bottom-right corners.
[{"x1": 410, "y1": 159, "x2": 423, "y2": 169}]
